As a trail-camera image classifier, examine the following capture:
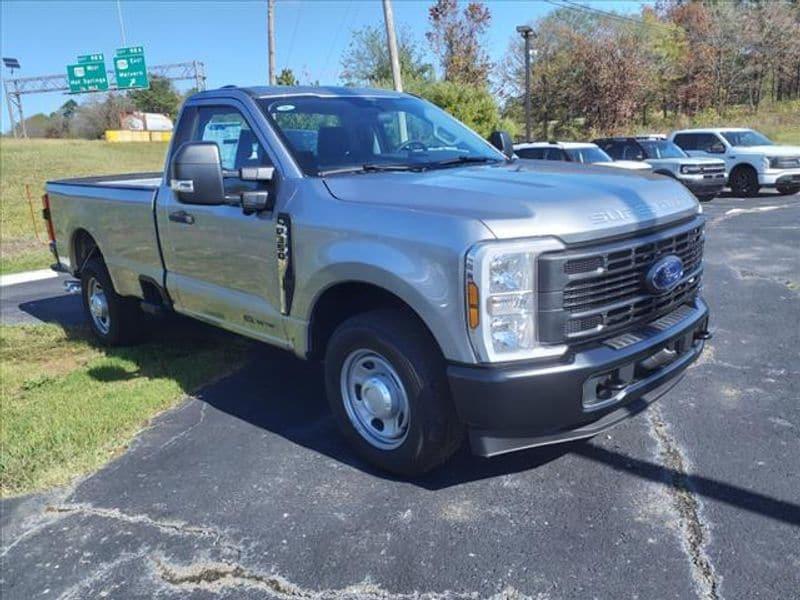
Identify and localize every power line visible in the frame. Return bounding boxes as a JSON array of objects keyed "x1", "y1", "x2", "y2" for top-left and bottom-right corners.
[
  {"x1": 546, "y1": 0, "x2": 670, "y2": 31},
  {"x1": 286, "y1": 1, "x2": 303, "y2": 64},
  {"x1": 322, "y1": 0, "x2": 353, "y2": 82}
]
